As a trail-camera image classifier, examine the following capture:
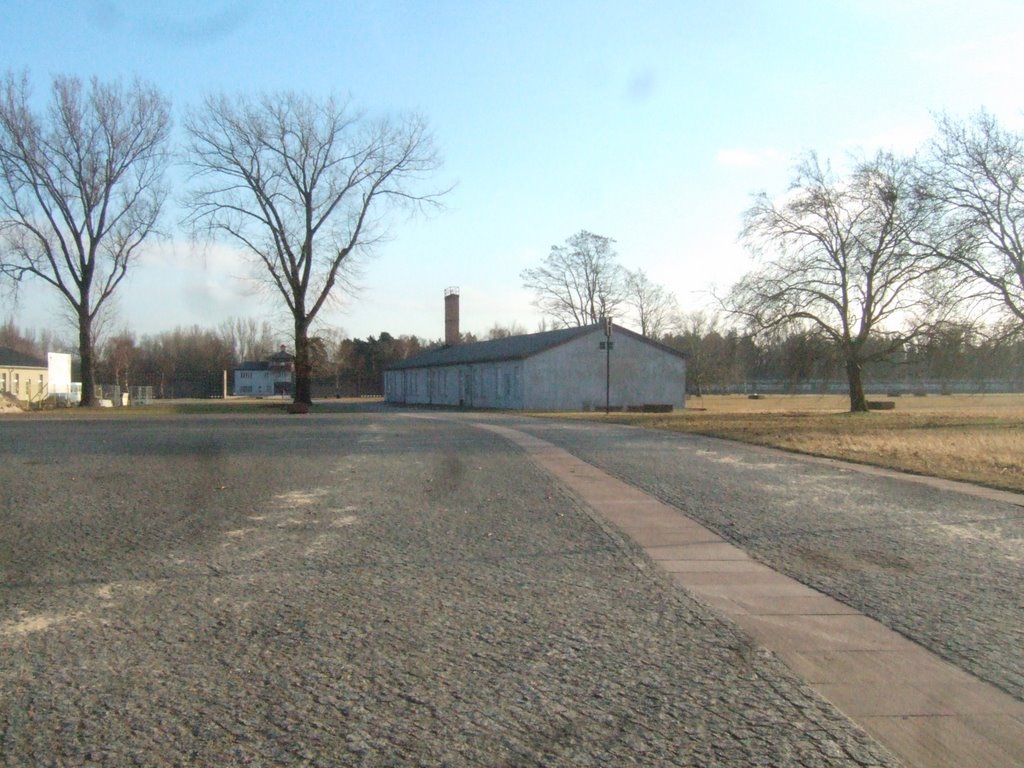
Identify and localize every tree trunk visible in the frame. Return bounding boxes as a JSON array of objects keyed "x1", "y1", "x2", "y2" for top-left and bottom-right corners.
[
  {"x1": 293, "y1": 319, "x2": 313, "y2": 406},
  {"x1": 78, "y1": 311, "x2": 98, "y2": 407},
  {"x1": 845, "y1": 357, "x2": 868, "y2": 413}
]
